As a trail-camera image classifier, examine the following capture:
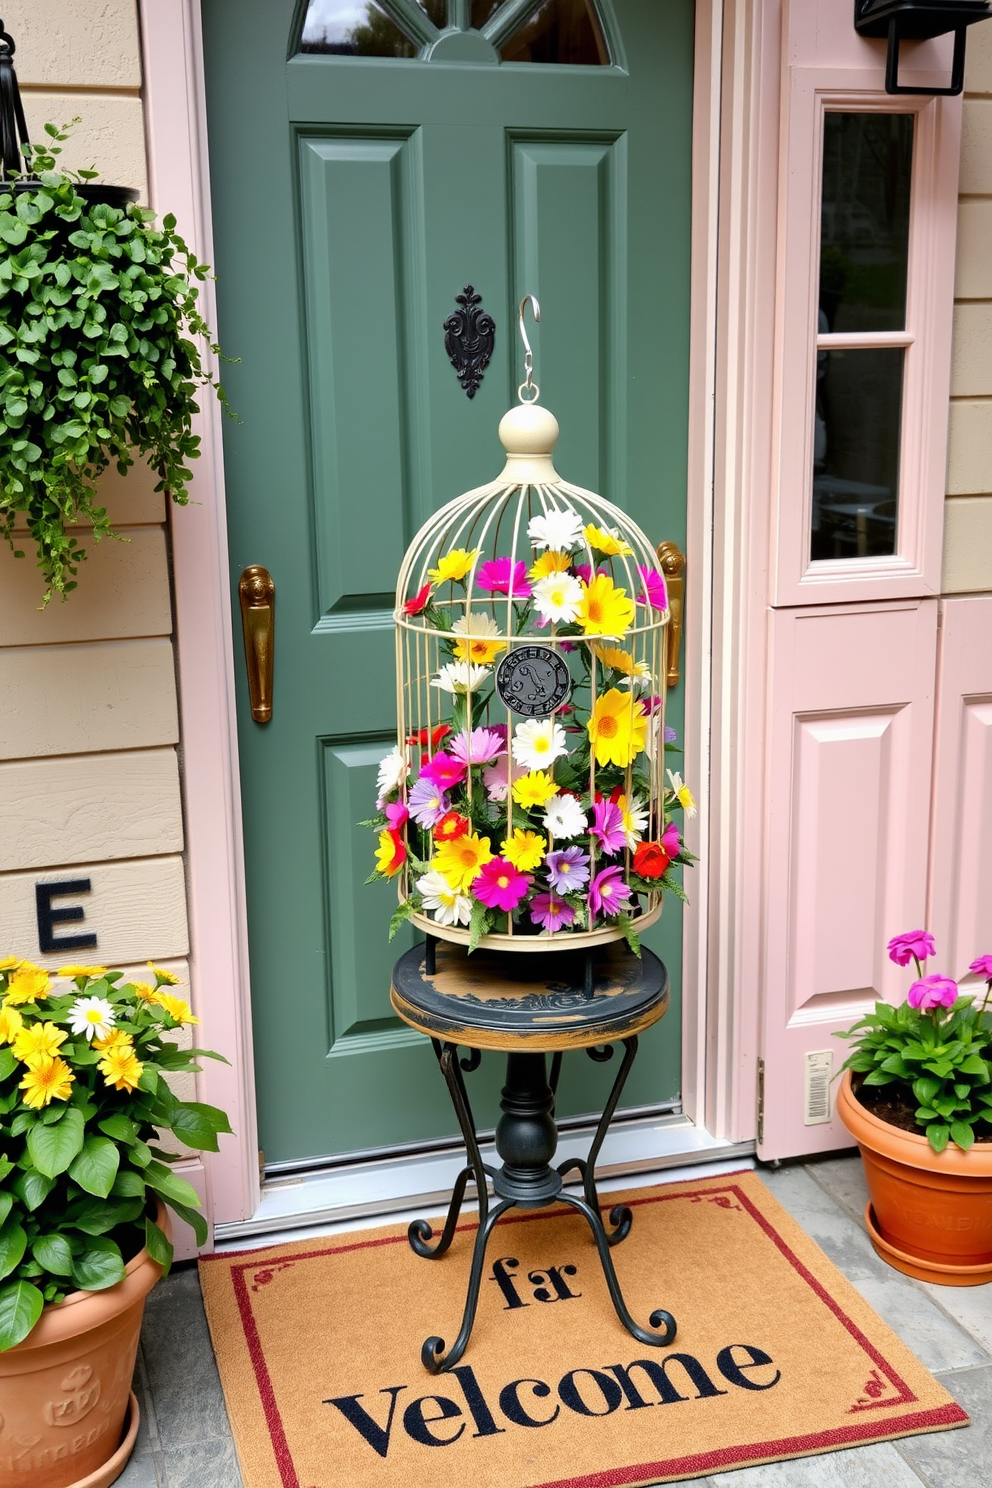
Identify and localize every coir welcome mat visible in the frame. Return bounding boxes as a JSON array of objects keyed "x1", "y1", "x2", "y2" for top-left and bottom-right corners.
[{"x1": 199, "y1": 1170, "x2": 967, "y2": 1488}]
